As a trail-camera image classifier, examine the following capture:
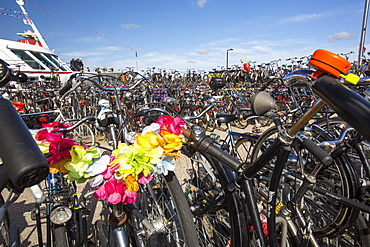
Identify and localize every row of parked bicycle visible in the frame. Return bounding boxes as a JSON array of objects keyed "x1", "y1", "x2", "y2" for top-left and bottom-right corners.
[
  {"x1": 119, "y1": 50, "x2": 370, "y2": 87},
  {"x1": 1, "y1": 48, "x2": 370, "y2": 247}
]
